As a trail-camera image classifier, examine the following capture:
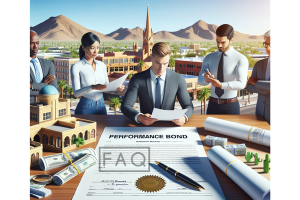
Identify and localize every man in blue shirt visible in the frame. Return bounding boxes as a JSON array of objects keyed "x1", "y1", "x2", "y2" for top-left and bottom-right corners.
[{"x1": 198, "y1": 24, "x2": 248, "y2": 114}]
